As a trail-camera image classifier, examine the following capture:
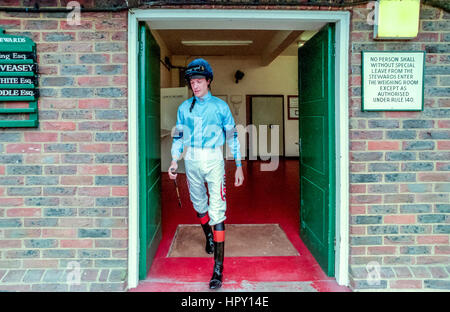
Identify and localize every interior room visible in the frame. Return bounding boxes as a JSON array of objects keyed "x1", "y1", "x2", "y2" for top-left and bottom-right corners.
[{"x1": 135, "y1": 24, "x2": 346, "y2": 291}]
